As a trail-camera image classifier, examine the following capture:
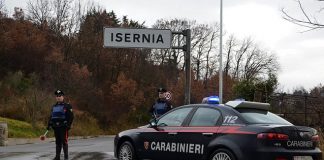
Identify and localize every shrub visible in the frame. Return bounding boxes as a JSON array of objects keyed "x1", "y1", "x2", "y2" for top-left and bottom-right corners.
[{"x1": 69, "y1": 110, "x2": 103, "y2": 136}]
